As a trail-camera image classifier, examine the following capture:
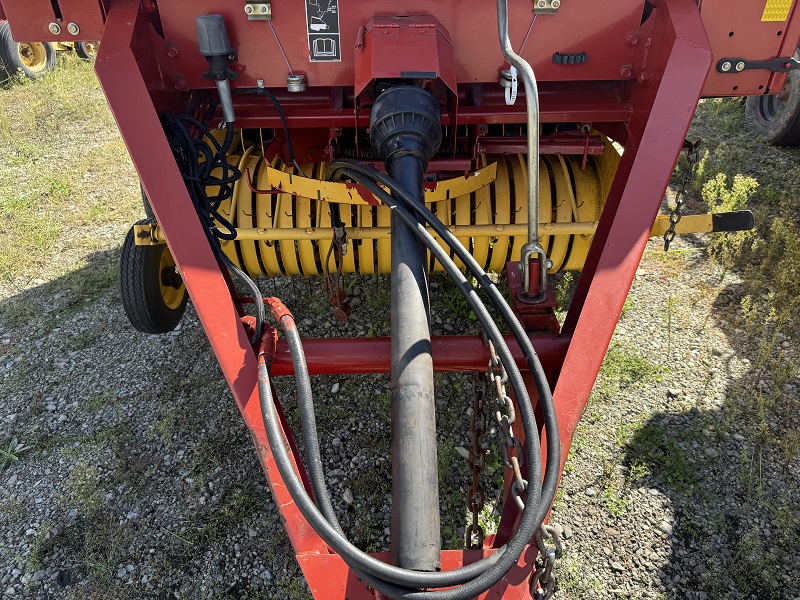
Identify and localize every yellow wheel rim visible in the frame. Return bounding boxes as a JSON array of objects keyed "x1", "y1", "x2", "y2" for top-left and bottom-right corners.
[
  {"x1": 83, "y1": 41, "x2": 99, "y2": 59},
  {"x1": 158, "y1": 247, "x2": 185, "y2": 310},
  {"x1": 17, "y1": 42, "x2": 48, "y2": 72}
]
